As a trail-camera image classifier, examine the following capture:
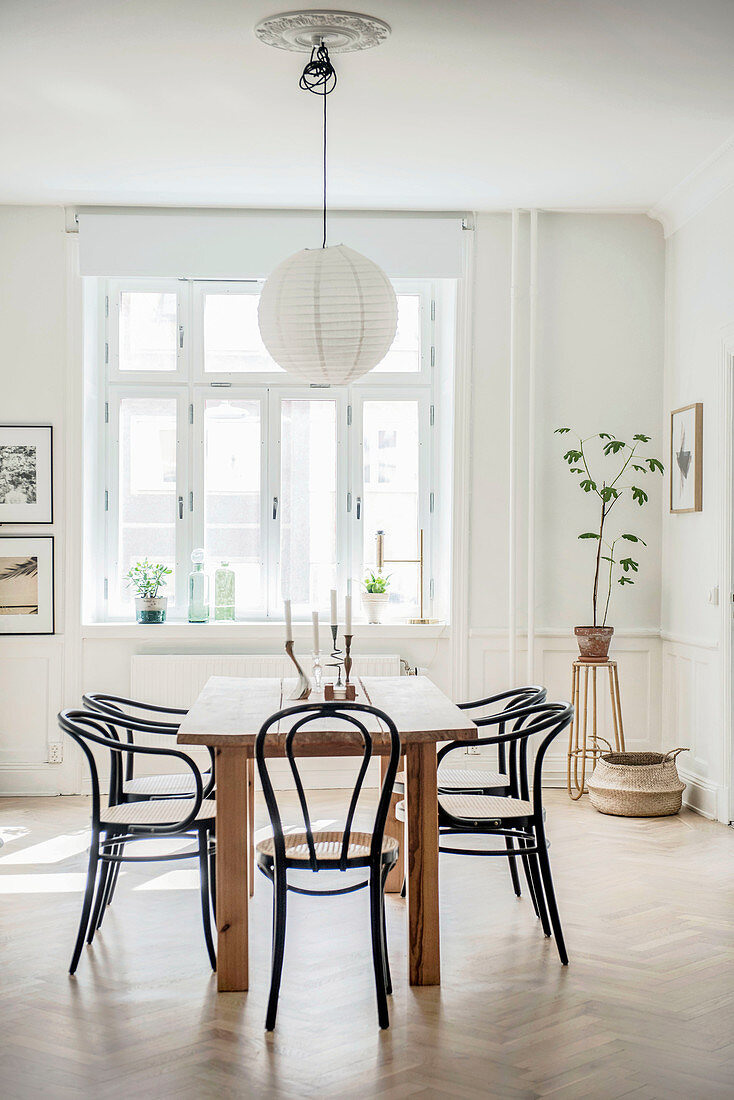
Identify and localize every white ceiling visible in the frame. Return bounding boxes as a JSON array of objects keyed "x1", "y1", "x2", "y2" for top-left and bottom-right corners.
[{"x1": 1, "y1": 0, "x2": 733, "y2": 211}]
